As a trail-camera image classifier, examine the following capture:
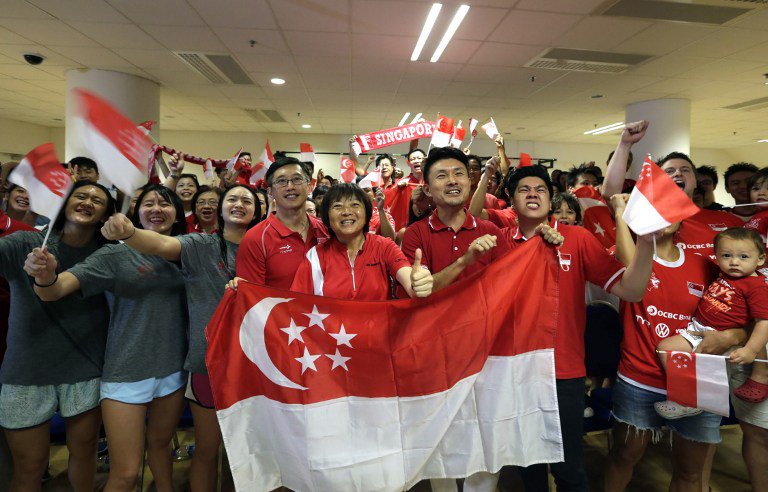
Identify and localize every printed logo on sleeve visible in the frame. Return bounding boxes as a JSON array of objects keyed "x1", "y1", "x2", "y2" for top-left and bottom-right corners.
[{"x1": 687, "y1": 282, "x2": 705, "y2": 297}]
